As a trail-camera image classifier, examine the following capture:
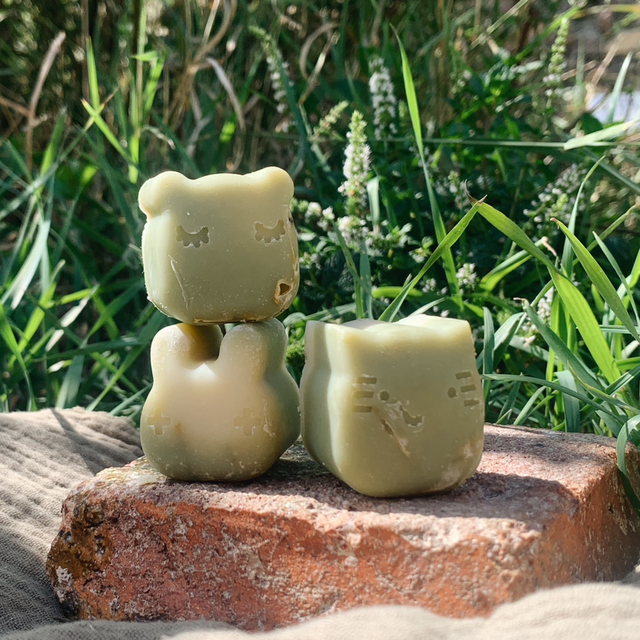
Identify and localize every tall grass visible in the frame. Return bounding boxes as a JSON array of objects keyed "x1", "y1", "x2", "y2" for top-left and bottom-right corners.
[{"x1": 1, "y1": 0, "x2": 639, "y2": 464}]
